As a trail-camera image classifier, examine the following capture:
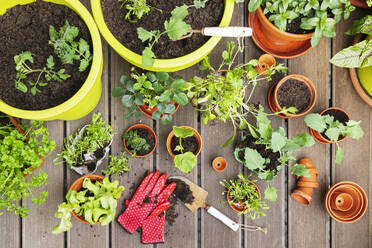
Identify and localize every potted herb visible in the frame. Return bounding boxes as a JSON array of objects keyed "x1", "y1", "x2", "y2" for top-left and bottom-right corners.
[
  {"x1": 268, "y1": 74, "x2": 317, "y2": 118},
  {"x1": 55, "y1": 112, "x2": 114, "y2": 175},
  {"x1": 102, "y1": 152, "x2": 131, "y2": 177},
  {"x1": 0, "y1": 118, "x2": 56, "y2": 217},
  {"x1": 304, "y1": 107, "x2": 364, "y2": 164},
  {"x1": 112, "y1": 69, "x2": 188, "y2": 125},
  {"x1": 123, "y1": 124, "x2": 157, "y2": 157},
  {"x1": 220, "y1": 173, "x2": 268, "y2": 220},
  {"x1": 186, "y1": 41, "x2": 288, "y2": 147},
  {"x1": 52, "y1": 175, "x2": 125, "y2": 234},
  {"x1": 91, "y1": 0, "x2": 234, "y2": 71},
  {"x1": 0, "y1": 0, "x2": 102, "y2": 120},
  {"x1": 234, "y1": 105, "x2": 316, "y2": 202},
  {"x1": 166, "y1": 126, "x2": 202, "y2": 173}
]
